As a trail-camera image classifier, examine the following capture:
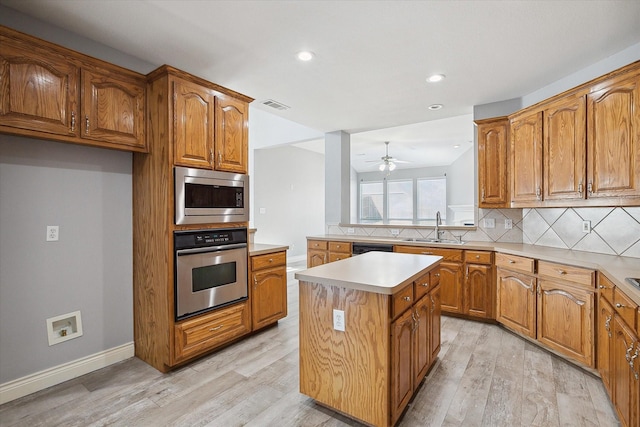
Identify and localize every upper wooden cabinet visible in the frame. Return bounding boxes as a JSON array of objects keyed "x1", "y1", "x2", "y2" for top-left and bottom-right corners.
[
  {"x1": 215, "y1": 94, "x2": 248, "y2": 173},
  {"x1": 587, "y1": 74, "x2": 640, "y2": 200},
  {"x1": 476, "y1": 117, "x2": 509, "y2": 207},
  {"x1": 510, "y1": 111, "x2": 543, "y2": 203},
  {"x1": 172, "y1": 77, "x2": 216, "y2": 169},
  {"x1": 0, "y1": 25, "x2": 147, "y2": 152}
]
